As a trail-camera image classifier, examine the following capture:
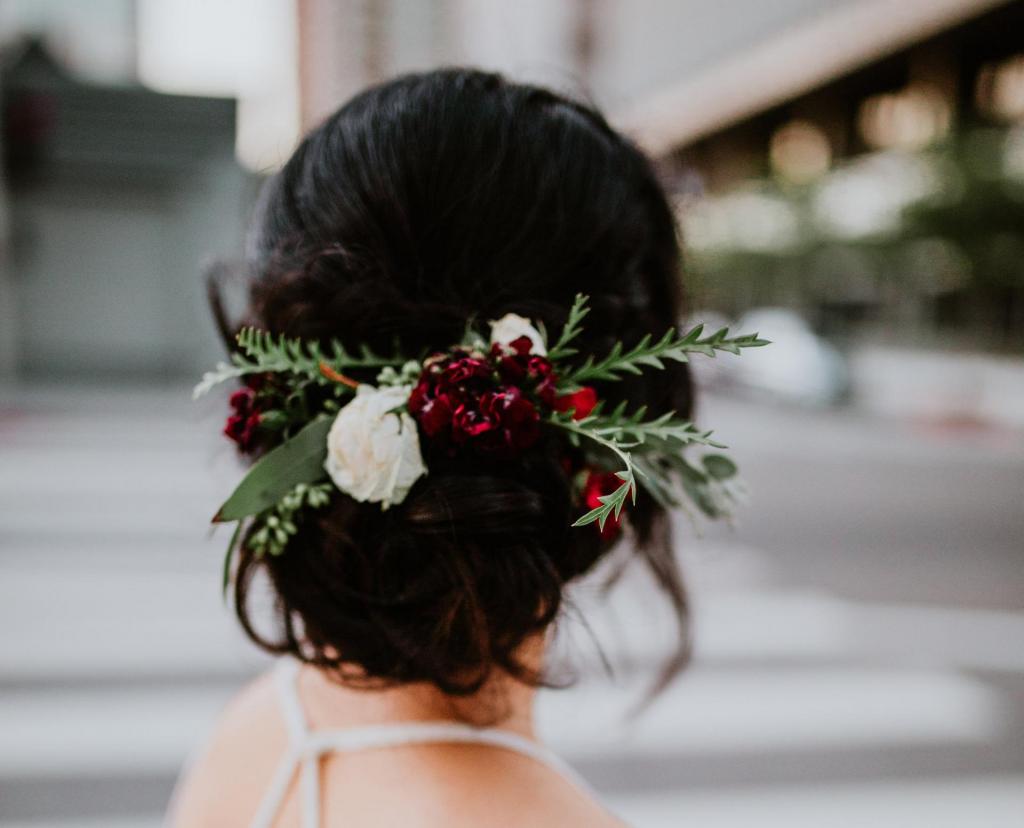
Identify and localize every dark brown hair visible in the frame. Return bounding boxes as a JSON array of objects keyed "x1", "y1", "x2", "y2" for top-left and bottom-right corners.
[{"x1": 217, "y1": 69, "x2": 693, "y2": 697}]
